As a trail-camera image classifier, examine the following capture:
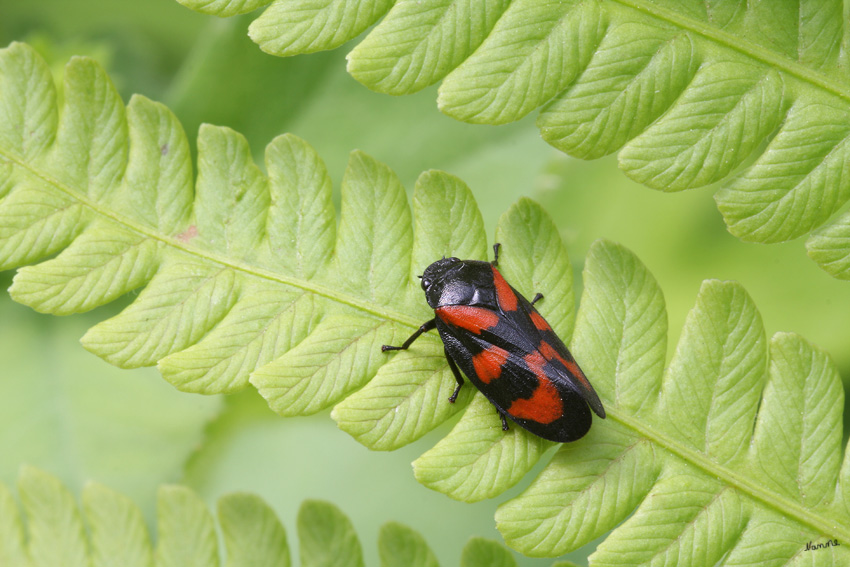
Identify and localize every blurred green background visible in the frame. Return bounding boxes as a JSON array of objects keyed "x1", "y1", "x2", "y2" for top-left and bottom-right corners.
[{"x1": 2, "y1": 1, "x2": 849, "y2": 565}]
